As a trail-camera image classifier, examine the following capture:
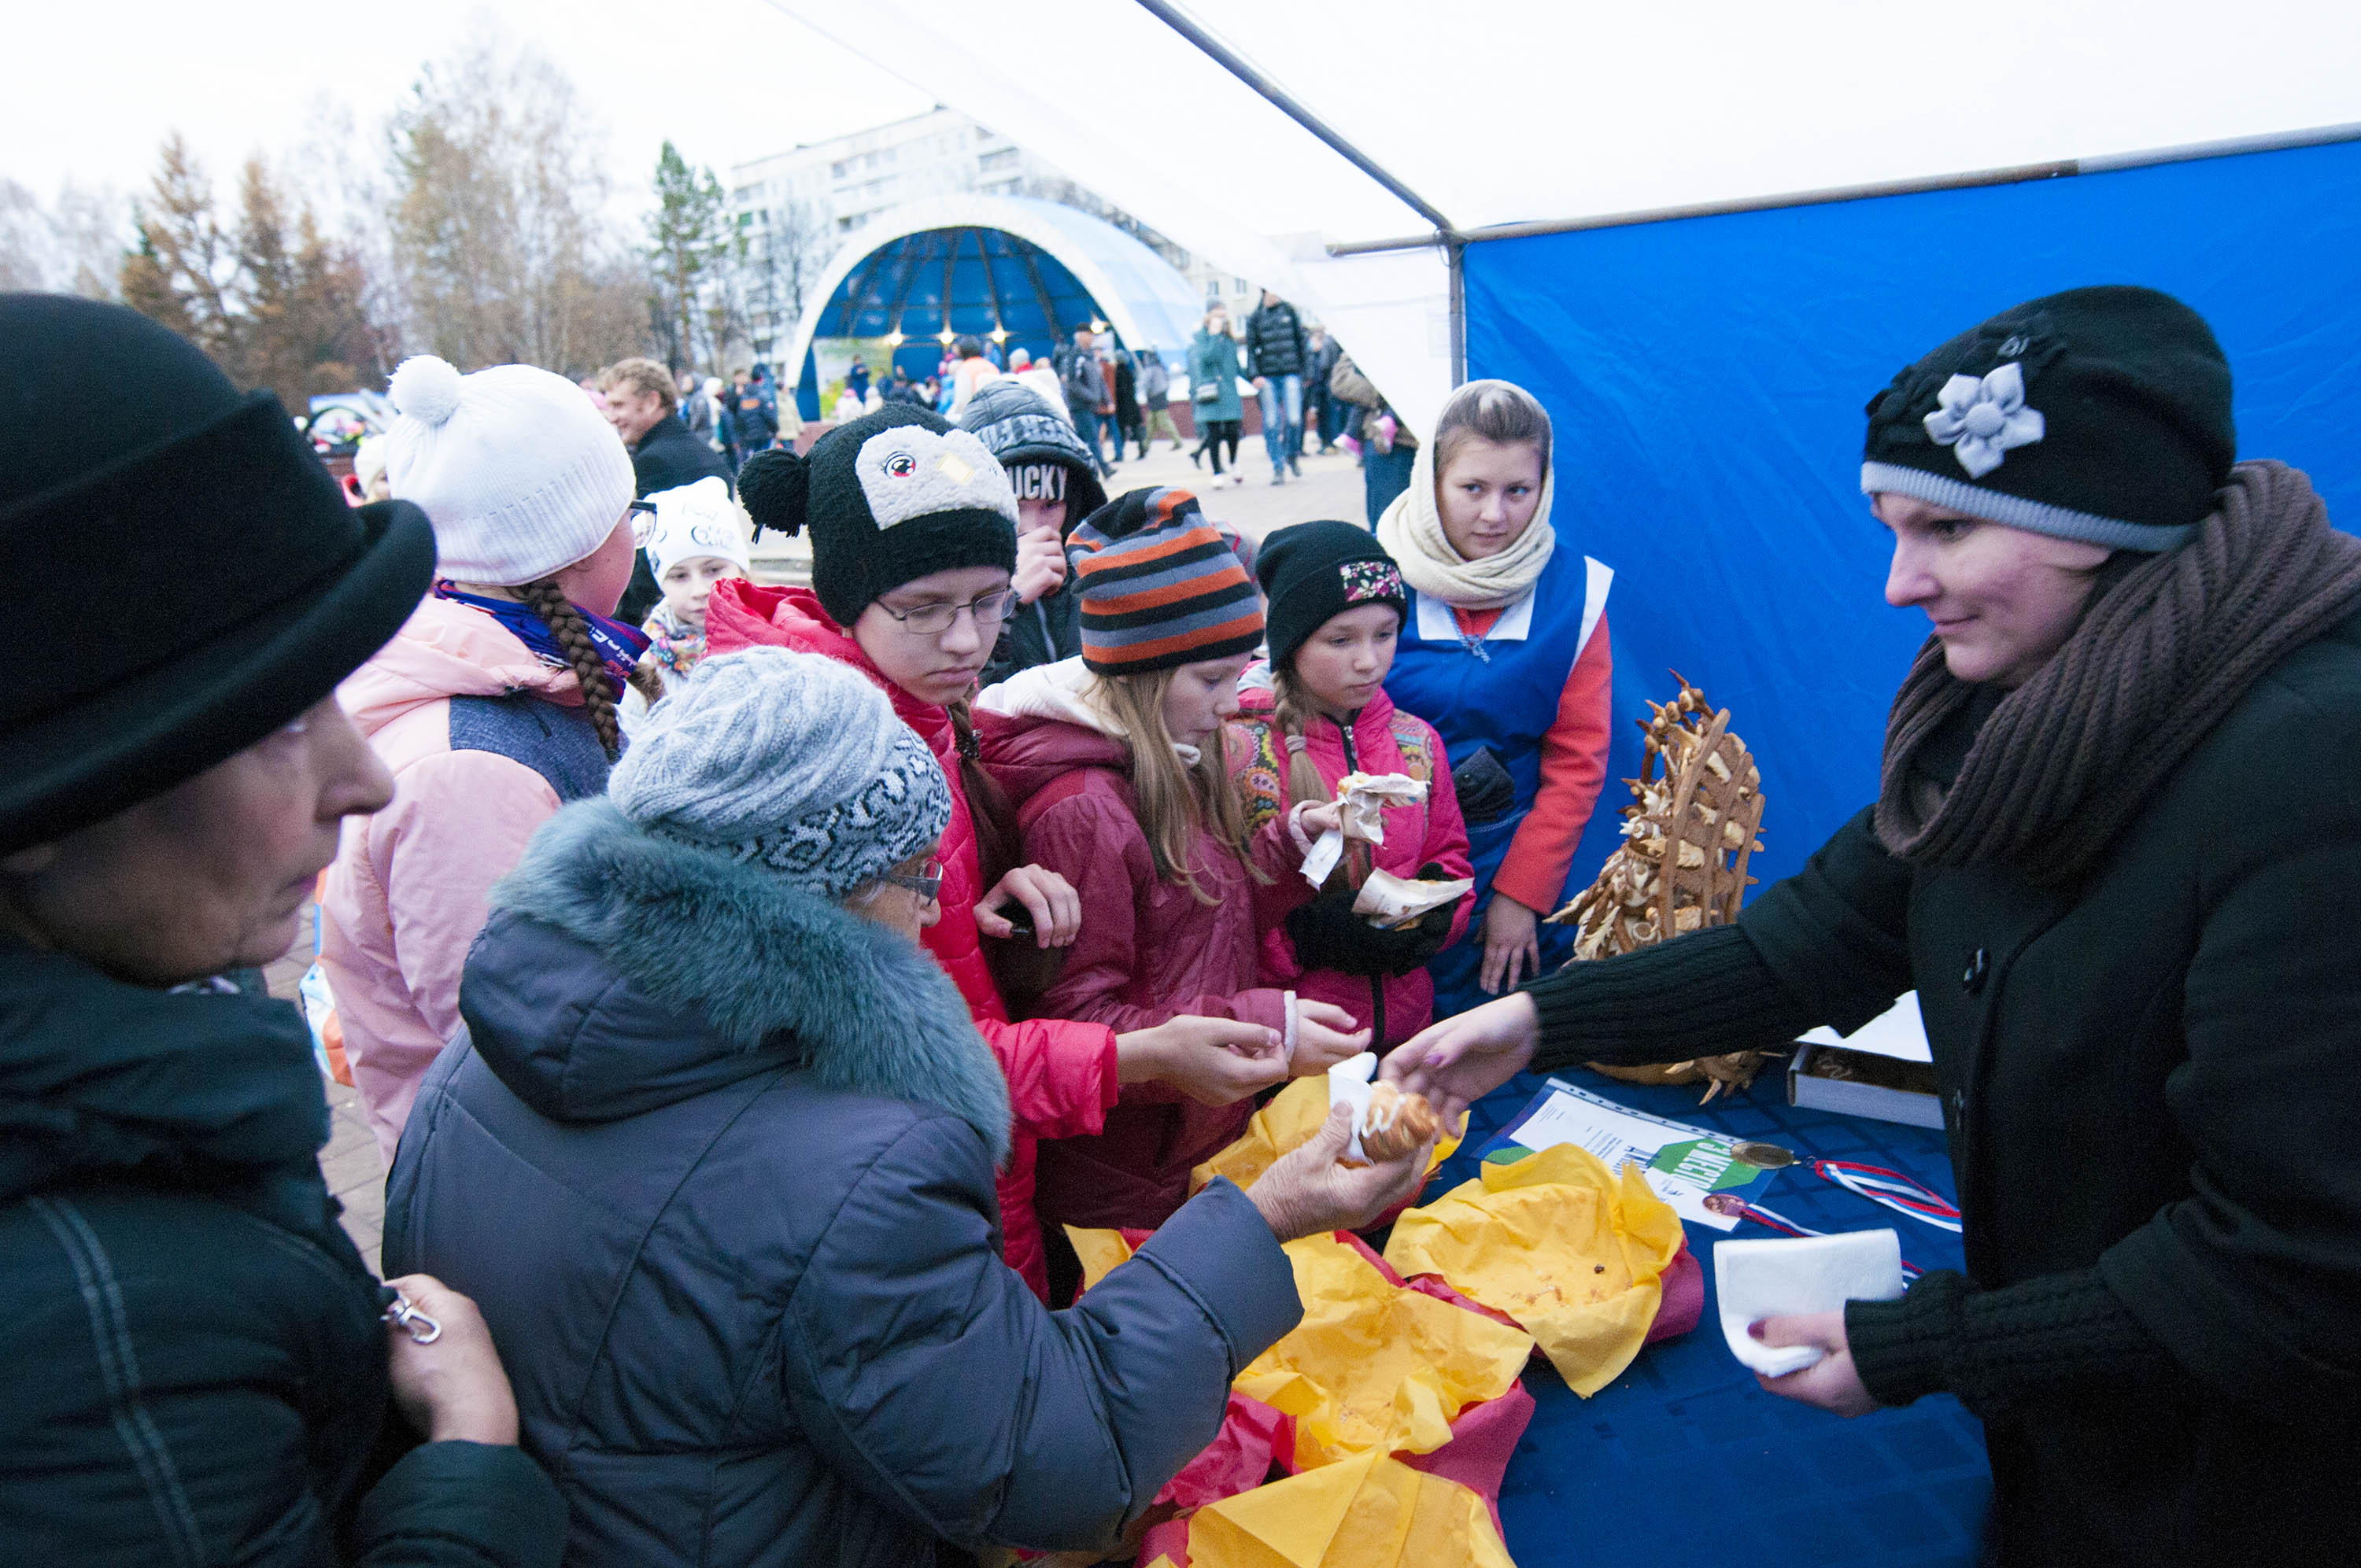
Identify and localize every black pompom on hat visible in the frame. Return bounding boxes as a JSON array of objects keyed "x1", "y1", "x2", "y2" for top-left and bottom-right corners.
[
  {"x1": 738, "y1": 405, "x2": 1018, "y2": 626},
  {"x1": 1255, "y1": 520, "x2": 1408, "y2": 670},
  {"x1": 1861, "y1": 285, "x2": 2235, "y2": 552}
]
